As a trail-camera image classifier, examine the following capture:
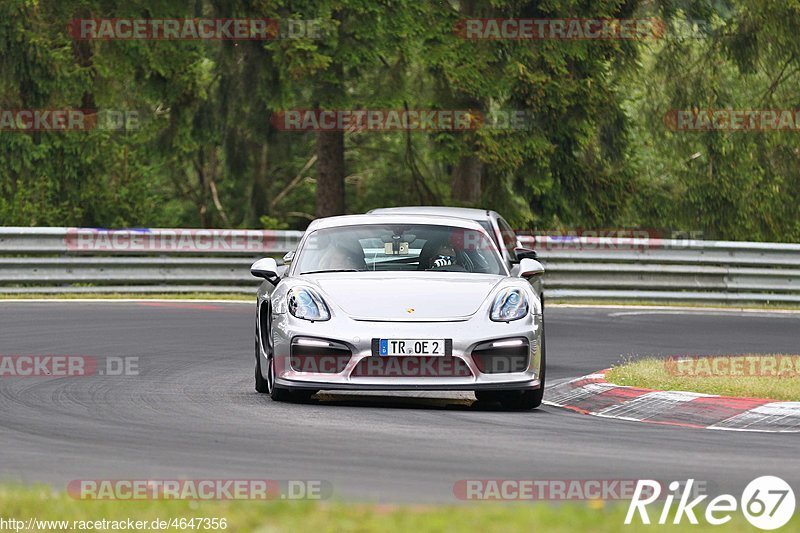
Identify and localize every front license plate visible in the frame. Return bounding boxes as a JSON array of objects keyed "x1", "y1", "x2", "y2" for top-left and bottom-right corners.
[{"x1": 379, "y1": 339, "x2": 446, "y2": 356}]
